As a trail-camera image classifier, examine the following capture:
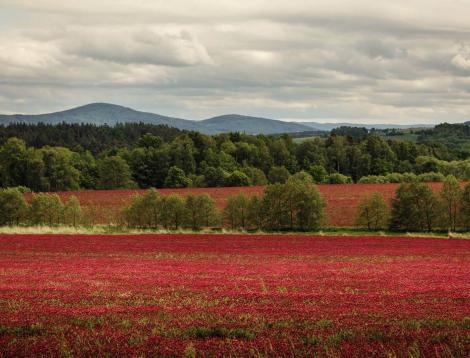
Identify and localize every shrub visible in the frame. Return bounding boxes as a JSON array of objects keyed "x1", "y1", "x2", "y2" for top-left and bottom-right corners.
[{"x1": 328, "y1": 173, "x2": 352, "y2": 184}]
